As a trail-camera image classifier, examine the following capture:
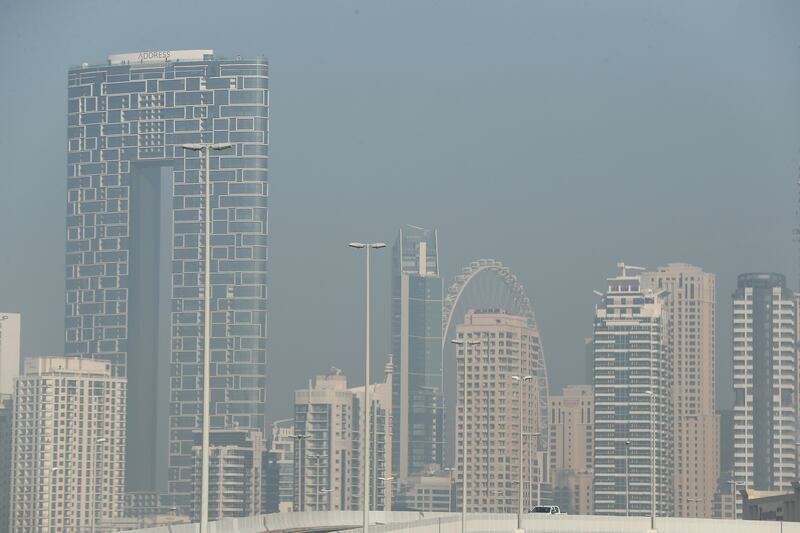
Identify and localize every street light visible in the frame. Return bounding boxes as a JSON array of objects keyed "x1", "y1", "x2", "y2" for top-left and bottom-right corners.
[
  {"x1": 483, "y1": 389, "x2": 493, "y2": 503},
  {"x1": 443, "y1": 467, "x2": 456, "y2": 513},
  {"x1": 349, "y1": 241, "x2": 386, "y2": 533},
  {"x1": 624, "y1": 439, "x2": 631, "y2": 517},
  {"x1": 687, "y1": 498, "x2": 704, "y2": 517},
  {"x1": 319, "y1": 488, "x2": 333, "y2": 510},
  {"x1": 512, "y1": 375, "x2": 533, "y2": 532},
  {"x1": 48, "y1": 466, "x2": 61, "y2": 523},
  {"x1": 377, "y1": 476, "x2": 394, "y2": 510},
  {"x1": 795, "y1": 442, "x2": 800, "y2": 480},
  {"x1": 525, "y1": 432, "x2": 542, "y2": 509},
  {"x1": 309, "y1": 455, "x2": 322, "y2": 510},
  {"x1": 91, "y1": 437, "x2": 108, "y2": 533},
  {"x1": 727, "y1": 479, "x2": 744, "y2": 519},
  {"x1": 451, "y1": 337, "x2": 480, "y2": 533},
  {"x1": 645, "y1": 389, "x2": 655, "y2": 531},
  {"x1": 491, "y1": 490, "x2": 508, "y2": 513},
  {"x1": 289, "y1": 434, "x2": 309, "y2": 510},
  {"x1": 181, "y1": 141, "x2": 233, "y2": 533}
]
